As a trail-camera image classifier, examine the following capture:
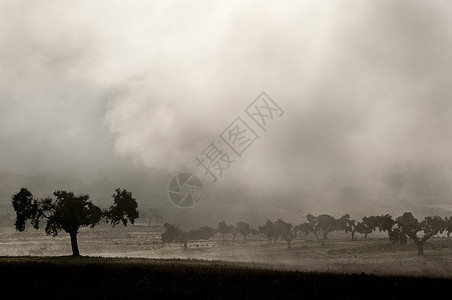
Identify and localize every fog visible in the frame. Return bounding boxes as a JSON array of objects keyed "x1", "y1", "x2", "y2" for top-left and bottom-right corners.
[{"x1": 1, "y1": 0, "x2": 452, "y2": 228}]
